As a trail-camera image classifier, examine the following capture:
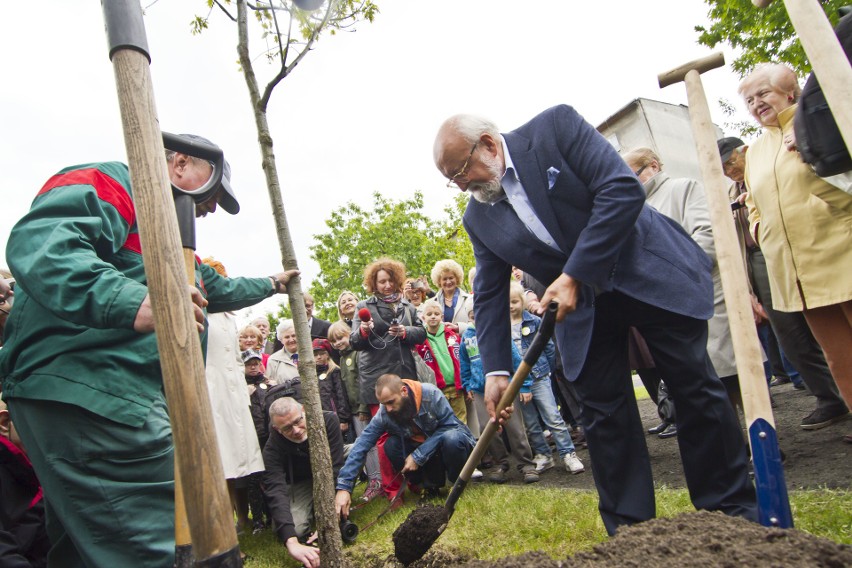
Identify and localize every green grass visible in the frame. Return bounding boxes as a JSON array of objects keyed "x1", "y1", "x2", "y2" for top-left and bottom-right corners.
[{"x1": 239, "y1": 486, "x2": 852, "y2": 566}]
